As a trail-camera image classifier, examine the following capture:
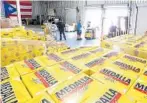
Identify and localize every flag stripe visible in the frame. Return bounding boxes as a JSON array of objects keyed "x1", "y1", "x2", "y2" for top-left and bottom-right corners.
[
  {"x1": 20, "y1": 2, "x2": 32, "y2": 6},
  {"x1": 20, "y1": 6, "x2": 32, "y2": 9},
  {"x1": 20, "y1": 12, "x2": 32, "y2": 15},
  {"x1": 20, "y1": 9, "x2": 32, "y2": 12},
  {"x1": 21, "y1": 15, "x2": 32, "y2": 18},
  {"x1": 11, "y1": 12, "x2": 32, "y2": 15}
]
